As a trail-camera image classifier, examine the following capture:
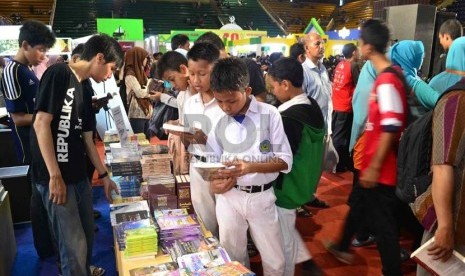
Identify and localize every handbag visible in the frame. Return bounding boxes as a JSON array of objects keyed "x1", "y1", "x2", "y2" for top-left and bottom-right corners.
[{"x1": 149, "y1": 96, "x2": 179, "y2": 140}]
